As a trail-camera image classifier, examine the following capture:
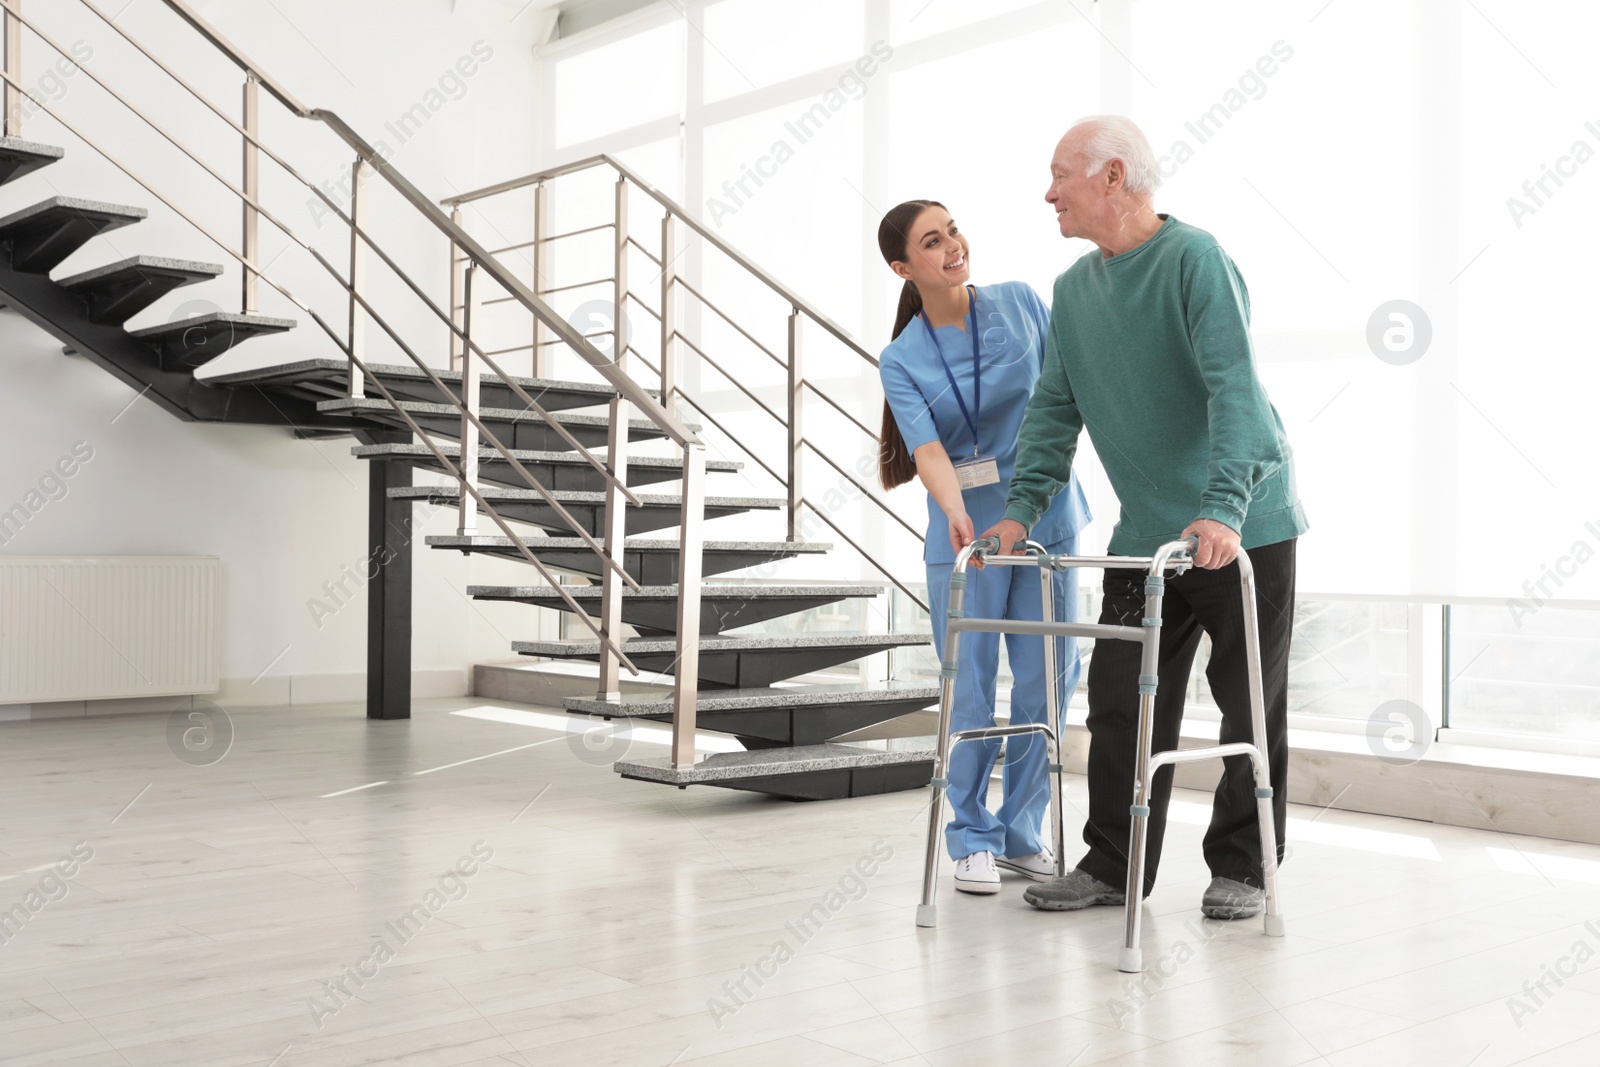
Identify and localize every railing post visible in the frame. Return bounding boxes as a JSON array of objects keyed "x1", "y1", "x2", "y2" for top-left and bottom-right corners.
[
  {"x1": 347, "y1": 157, "x2": 368, "y2": 398},
  {"x1": 672, "y1": 443, "x2": 706, "y2": 768},
  {"x1": 533, "y1": 179, "x2": 553, "y2": 379},
  {"x1": 449, "y1": 206, "x2": 465, "y2": 372},
  {"x1": 2, "y1": 0, "x2": 20, "y2": 139},
  {"x1": 787, "y1": 309, "x2": 803, "y2": 542},
  {"x1": 241, "y1": 73, "x2": 259, "y2": 313},
  {"x1": 596, "y1": 176, "x2": 631, "y2": 700},
  {"x1": 457, "y1": 263, "x2": 480, "y2": 536},
  {"x1": 1440, "y1": 603, "x2": 1452, "y2": 732},
  {"x1": 660, "y1": 213, "x2": 679, "y2": 419}
]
